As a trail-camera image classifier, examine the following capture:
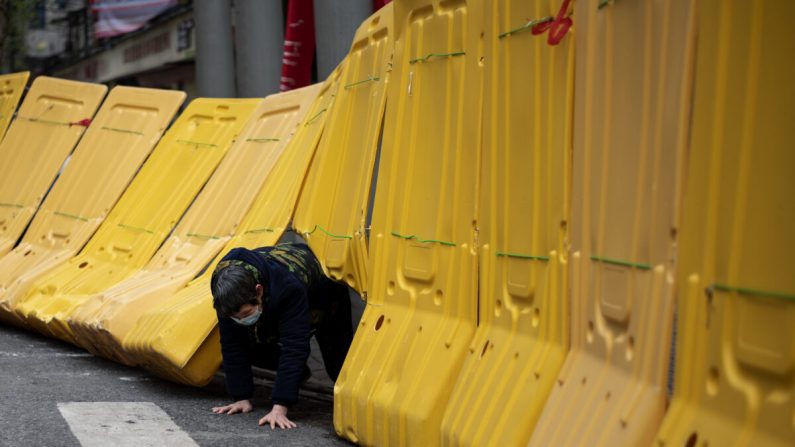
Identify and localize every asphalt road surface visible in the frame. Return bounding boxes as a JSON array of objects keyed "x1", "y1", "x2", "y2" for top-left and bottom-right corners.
[{"x1": 0, "y1": 323, "x2": 351, "y2": 446}]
